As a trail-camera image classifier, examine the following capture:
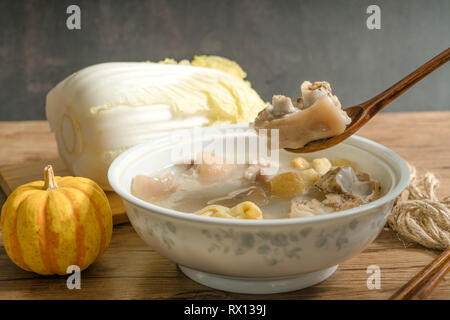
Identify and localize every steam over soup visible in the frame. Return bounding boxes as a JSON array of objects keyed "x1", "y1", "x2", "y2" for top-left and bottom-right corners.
[{"x1": 131, "y1": 152, "x2": 382, "y2": 219}]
